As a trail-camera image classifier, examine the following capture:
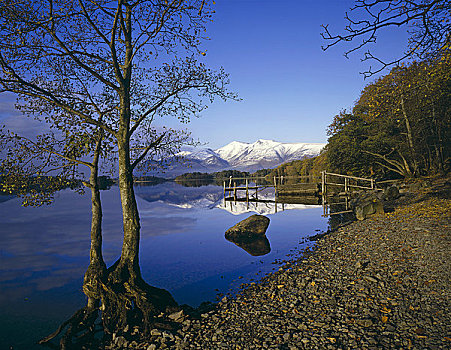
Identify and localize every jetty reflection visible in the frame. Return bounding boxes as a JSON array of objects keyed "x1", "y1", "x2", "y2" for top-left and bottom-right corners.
[{"x1": 221, "y1": 197, "x2": 321, "y2": 215}]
